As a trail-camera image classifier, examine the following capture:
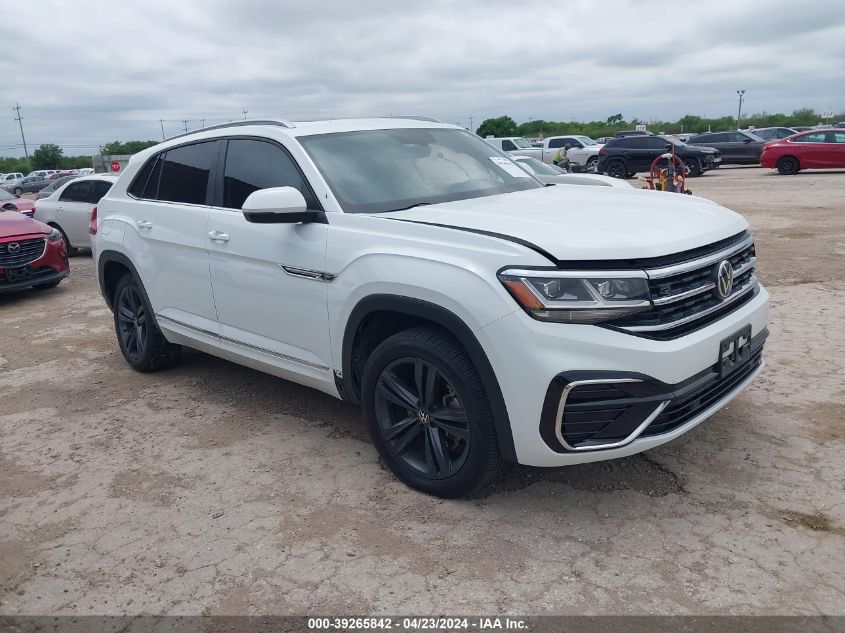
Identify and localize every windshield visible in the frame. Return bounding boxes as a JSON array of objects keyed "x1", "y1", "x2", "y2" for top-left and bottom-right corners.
[
  {"x1": 576, "y1": 136, "x2": 598, "y2": 146},
  {"x1": 300, "y1": 128, "x2": 542, "y2": 214},
  {"x1": 515, "y1": 157, "x2": 561, "y2": 176}
]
